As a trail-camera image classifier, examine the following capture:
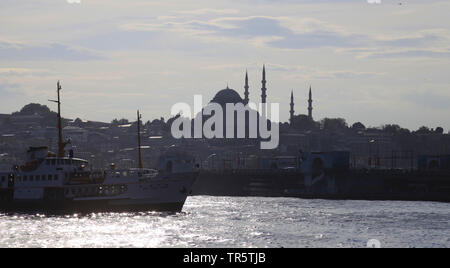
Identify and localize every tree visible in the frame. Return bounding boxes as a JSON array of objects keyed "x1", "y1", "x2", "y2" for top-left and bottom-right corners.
[
  {"x1": 111, "y1": 118, "x2": 129, "y2": 127},
  {"x1": 73, "y1": 118, "x2": 84, "y2": 127},
  {"x1": 415, "y1": 126, "x2": 432, "y2": 134},
  {"x1": 13, "y1": 103, "x2": 53, "y2": 116},
  {"x1": 382, "y1": 124, "x2": 402, "y2": 134},
  {"x1": 117, "y1": 118, "x2": 129, "y2": 125},
  {"x1": 398, "y1": 127, "x2": 411, "y2": 135},
  {"x1": 320, "y1": 118, "x2": 348, "y2": 132},
  {"x1": 165, "y1": 114, "x2": 181, "y2": 132},
  {"x1": 290, "y1": 114, "x2": 317, "y2": 130},
  {"x1": 435, "y1": 127, "x2": 444, "y2": 134},
  {"x1": 351, "y1": 122, "x2": 366, "y2": 130}
]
